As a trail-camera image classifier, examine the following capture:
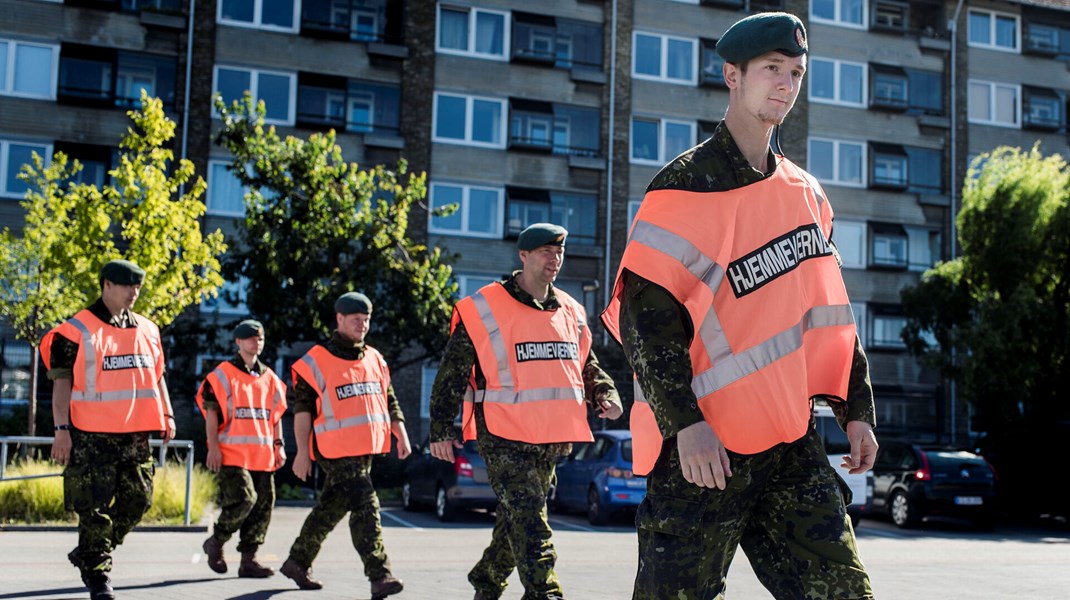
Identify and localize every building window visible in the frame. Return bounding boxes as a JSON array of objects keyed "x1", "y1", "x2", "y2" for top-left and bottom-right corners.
[
  {"x1": 627, "y1": 199, "x2": 641, "y2": 233},
  {"x1": 1, "y1": 139, "x2": 51, "y2": 199},
  {"x1": 207, "y1": 161, "x2": 246, "y2": 216},
  {"x1": 869, "y1": 64, "x2": 907, "y2": 111},
  {"x1": 1022, "y1": 86, "x2": 1062, "y2": 131},
  {"x1": 437, "y1": 5, "x2": 509, "y2": 60},
  {"x1": 297, "y1": 73, "x2": 400, "y2": 135},
  {"x1": 810, "y1": 58, "x2": 865, "y2": 107},
  {"x1": 53, "y1": 142, "x2": 116, "y2": 189},
  {"x1": 811, "y1": 0, "x2": 865, "y2": 28},
  {"x1": 833, "y1": 220, "x2": 865, "y2": 269},
  {"x1": 433, "y1": 92, "x2": 507, "y2": 148},
  {"x1": 872, "y1": 0, "x2": 908, "y2": 32},
  {"x1": 456, "y1": 273, "x2": 499, "y2": 298},
  {"x1": 200, "y1": 275, "x2": 250, "y2": 315},
  {"x1": 504, "y1": 187, "x2": 596, "y2": 246},
  {"x1": 508, "y1": 100, "x2": 599, "y2": 157},
  {"x1": 968, "y1": 9, "x2": 1019, "y2": 52},
  {"x1": 0, "y1": 39, "x2": 57, "y2": 100},
  {"x1": 215, "y1": 66, "x2": 297, "y2": 126},
  {"x1": 429, "y1": 182, "x2": 504, "y2": 238},
  {"x1": 699, "y1": 39, "x2": 724, "y2": 87},
  {"x1": 633, "y1": 32, "x2": 697, "y2": 85},
  {"x1": 218, "y1": 0, "x2": 298, "y2": 32},
  {"x1": 510, "y1": 14, "x2": 602, "y2": 71},
  {"x1": 808, "y1": 138, "x2": 864, "y2": 187},
  {"x1": 869, "y1": 143, "x2": 907, "y2": 190},
  {"x1": 631, "y1": 117, "x2": 695, "y2": 165},
  {"x1": 968, "y1": 80, "x2": 1019, "y2": 128},
  {"x1": 905, "y1": 226, "x2": 940, "y2": 272},
  {"x1": 905, "y1": 146, "x2": 943, "y2": 194},
  {"x1": 301, "y1": 0, "x2": 399, "y2": 43},
  {"x1": 1024, "y1": 22, "x2": 1061, "y2": 56},
  {"x1": 869, "y1": 306, "x2": 907, "y2": 349},
  {"x1": 58, "y1": 45, "x2": 177, "y2": 110},
  {"x1": 852, "y1": 302, "x2": 866, "y2": 347},
  {"x1": 906, "y1": 68, "x2": 943, "y2": 116},
  {"x1": 869, "y1": 223, "x2": 908, "y2": 269}
]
